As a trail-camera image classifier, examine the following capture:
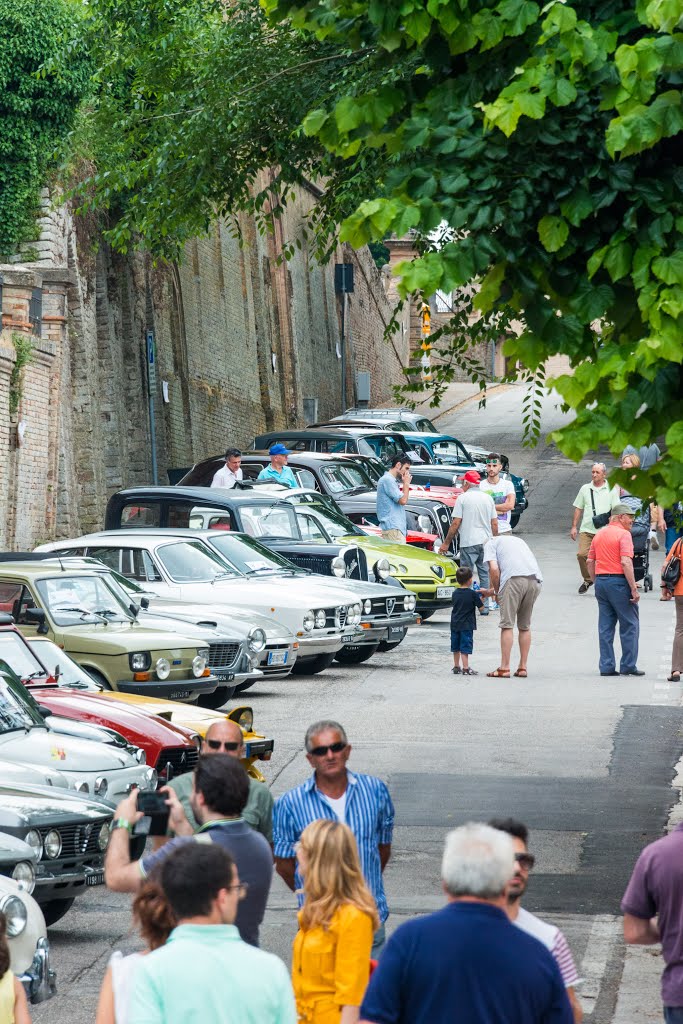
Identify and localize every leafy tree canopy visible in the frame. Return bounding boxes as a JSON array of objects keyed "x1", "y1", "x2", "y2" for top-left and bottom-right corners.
[
  {"x1": 258, "y1": 0, "x2": 683, "y2": 504},
  {"x1": 0, "y1": 0, "x2": 91, "y2": 260}
]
